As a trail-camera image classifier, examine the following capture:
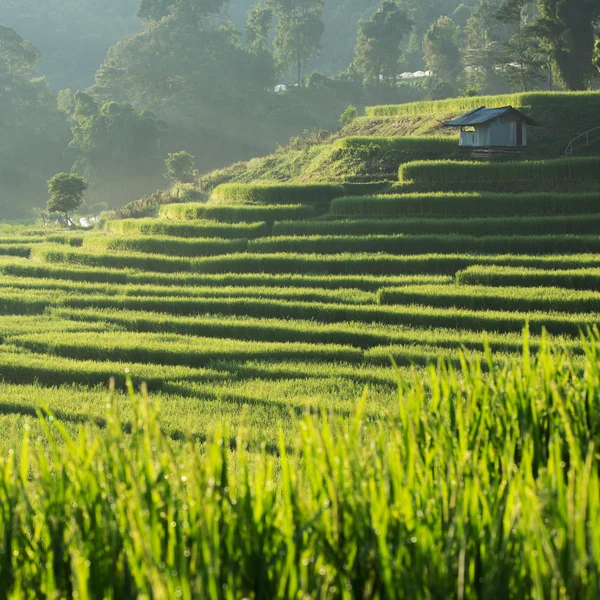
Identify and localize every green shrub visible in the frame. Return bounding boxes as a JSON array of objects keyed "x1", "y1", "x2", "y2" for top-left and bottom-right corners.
[
  {"x1": 105, "y1": 218, "x2": 270, "y2": 239},
  {"x1": 83, "y1": 235, "x2": 248, "y2": 257},
  {"x1": 250, "y1": 234, "x2": 600, "y2": 255},
  {"x1": 159, "y1": 203, "x2": 317, "y2": 222},
  {"x1": 210, "y1": 183, "x2": 345, "y2": 205},
  {"x1": 331, "y1": 192, "x2": 600, "y2": 218},
  {"x1": 274, "y1": 215, "x2": 600, "y2": 237}
]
